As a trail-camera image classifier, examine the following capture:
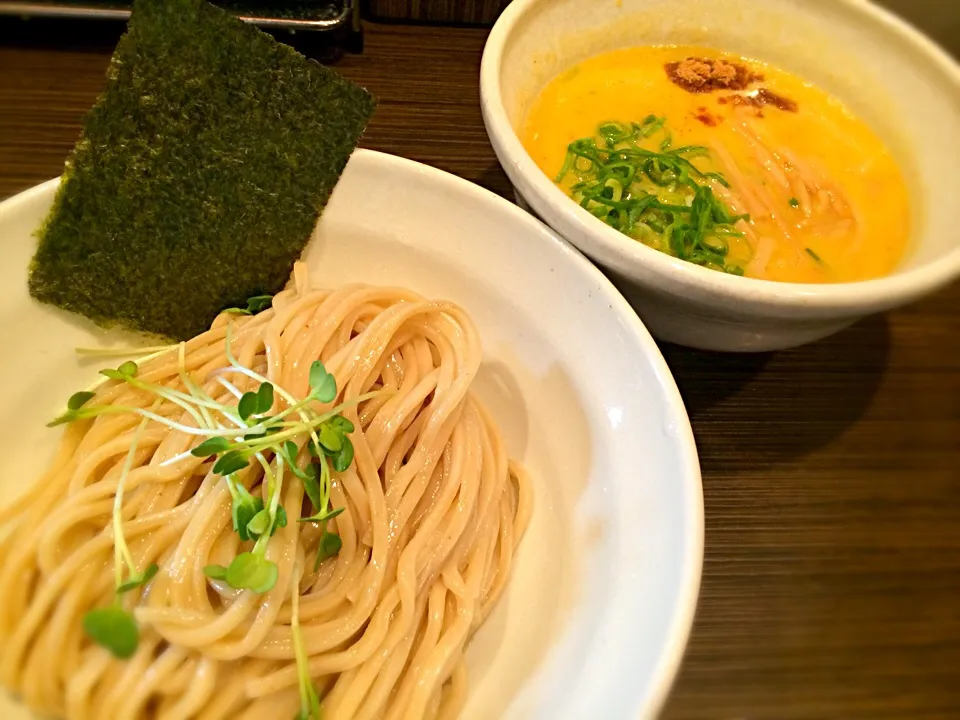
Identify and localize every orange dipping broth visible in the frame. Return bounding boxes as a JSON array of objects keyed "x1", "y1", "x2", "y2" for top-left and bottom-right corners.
[{"x1": 522, "y1": 46, "x2": 910, "y2": 283}]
